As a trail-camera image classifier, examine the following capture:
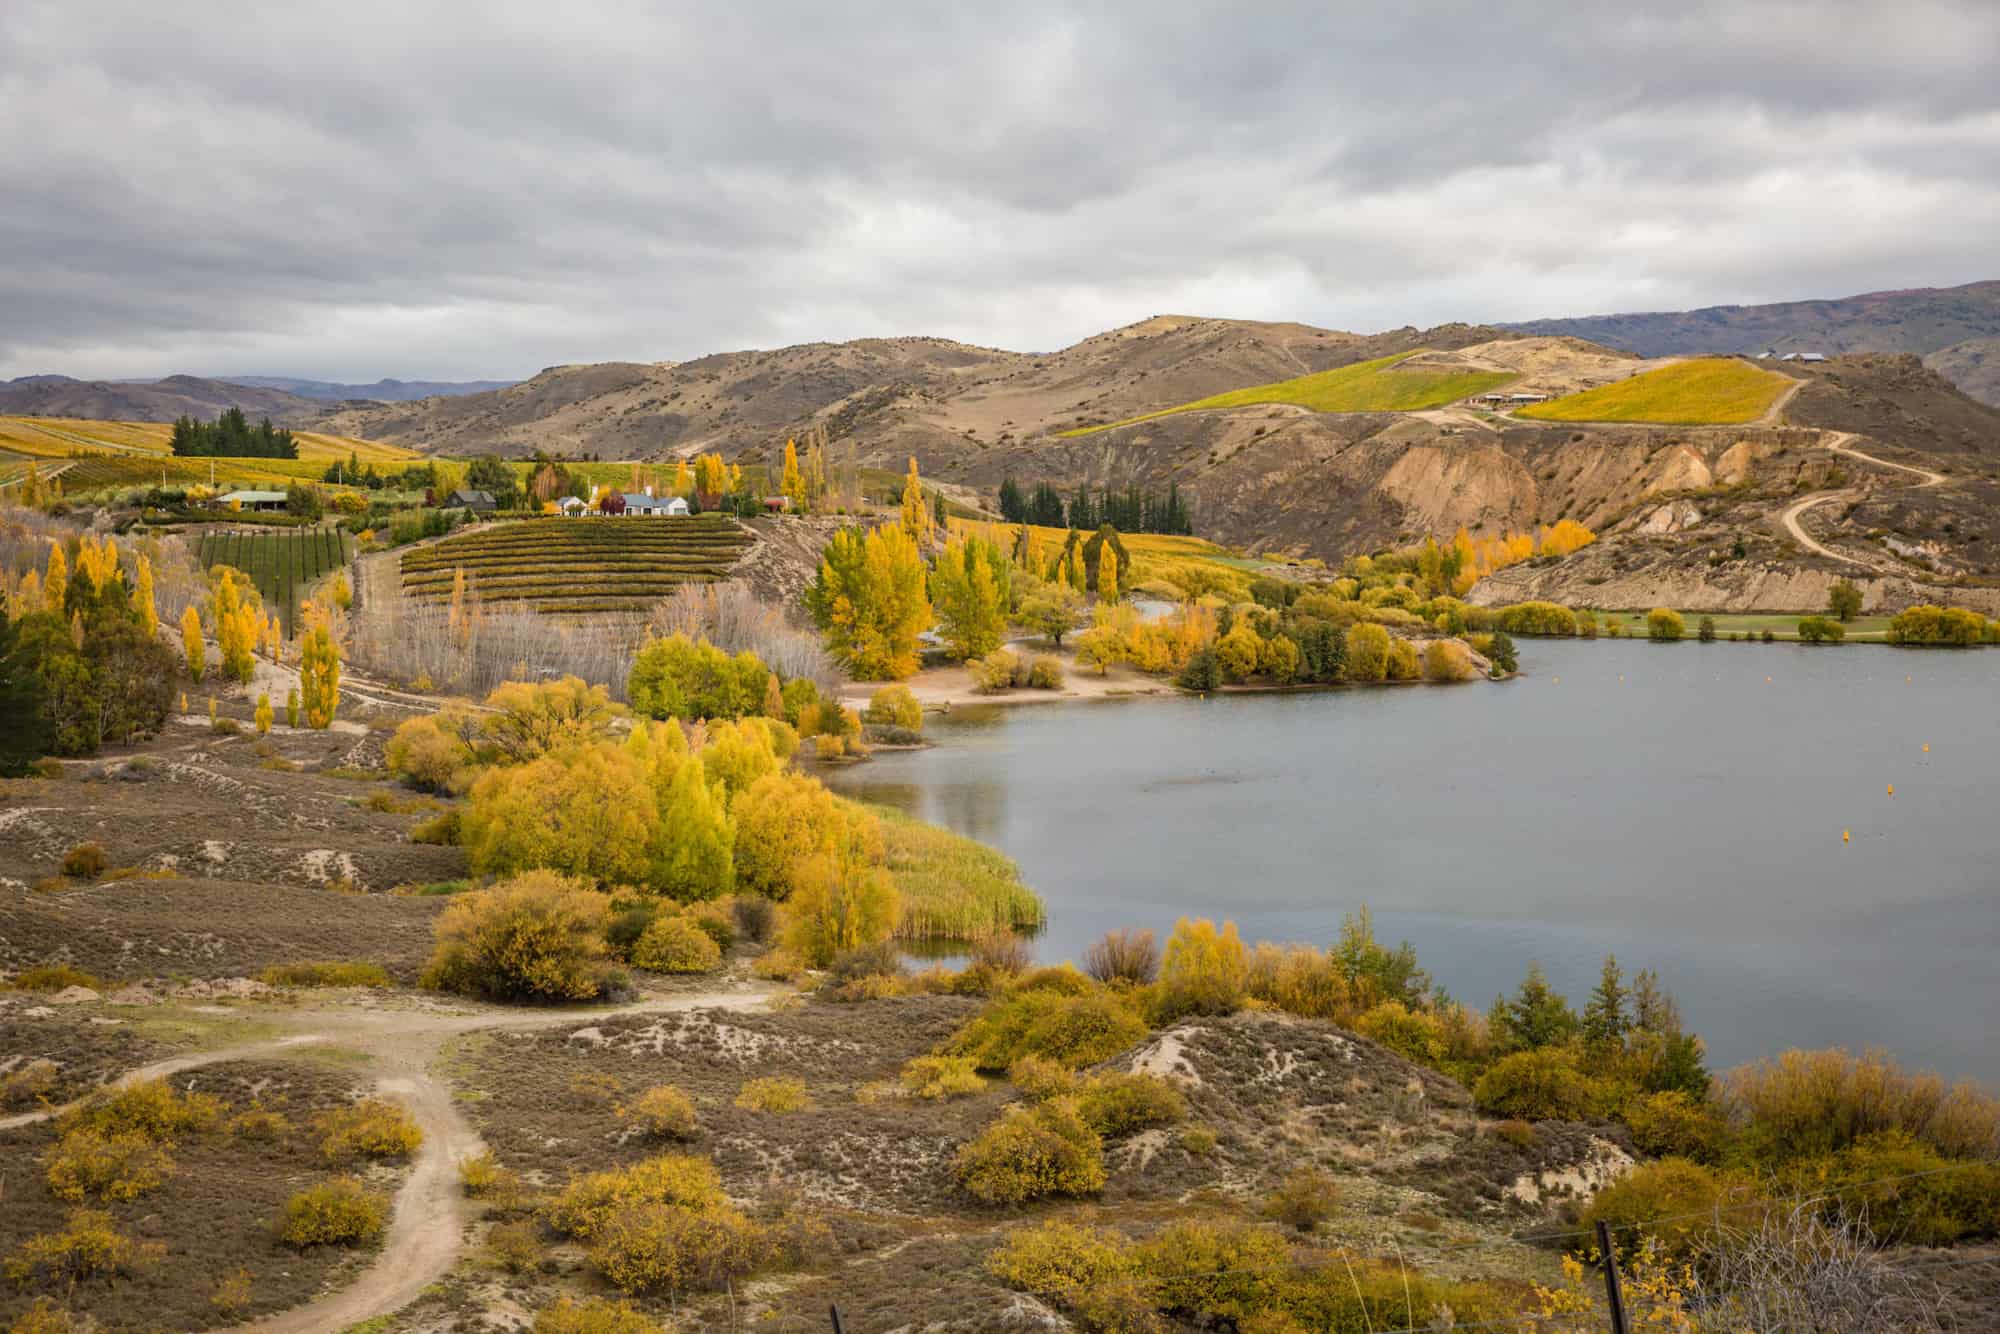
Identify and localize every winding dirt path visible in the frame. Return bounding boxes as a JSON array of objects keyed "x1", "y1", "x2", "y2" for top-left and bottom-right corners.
[
  {"x1": 1778, "y1": 432, "x2": 1947, "y2": 570},
  {"x1": 6, "y1": 987, "x2": 777, "y2": 1331}
]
